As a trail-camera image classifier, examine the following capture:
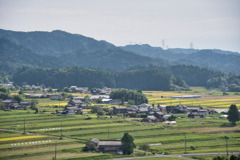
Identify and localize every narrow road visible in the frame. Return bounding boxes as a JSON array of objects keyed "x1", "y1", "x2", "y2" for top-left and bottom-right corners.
[{"x1": 111, "y1": 152, "x2": 239, "y2": 160}]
